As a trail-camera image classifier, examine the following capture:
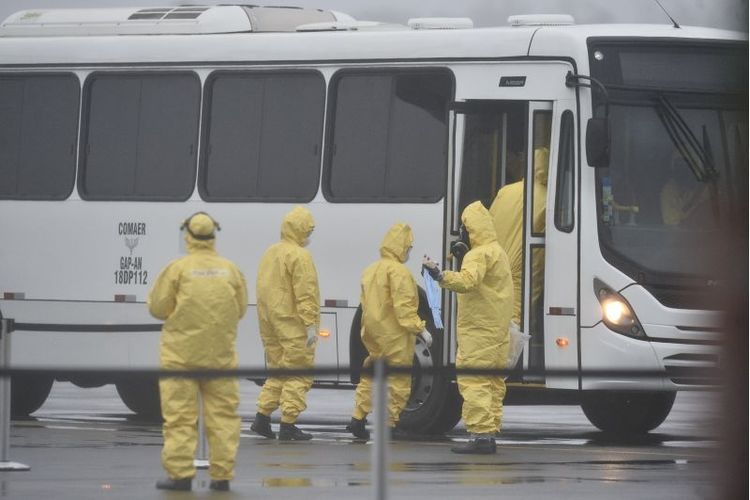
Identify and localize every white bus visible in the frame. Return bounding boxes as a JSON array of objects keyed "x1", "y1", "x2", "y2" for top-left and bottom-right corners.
[{"x1": 0, "y1": 5, "x2": 745, "y2": 434}]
